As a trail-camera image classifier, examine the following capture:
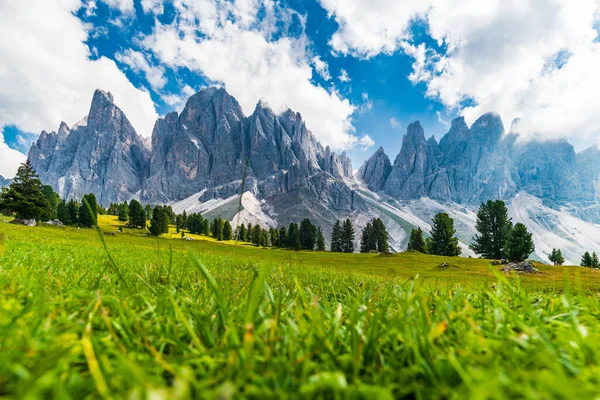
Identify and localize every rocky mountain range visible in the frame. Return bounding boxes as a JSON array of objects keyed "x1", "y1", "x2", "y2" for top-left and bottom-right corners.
[{"x1": 26, "y1": 87, "x2": 600, "y2": 263}]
